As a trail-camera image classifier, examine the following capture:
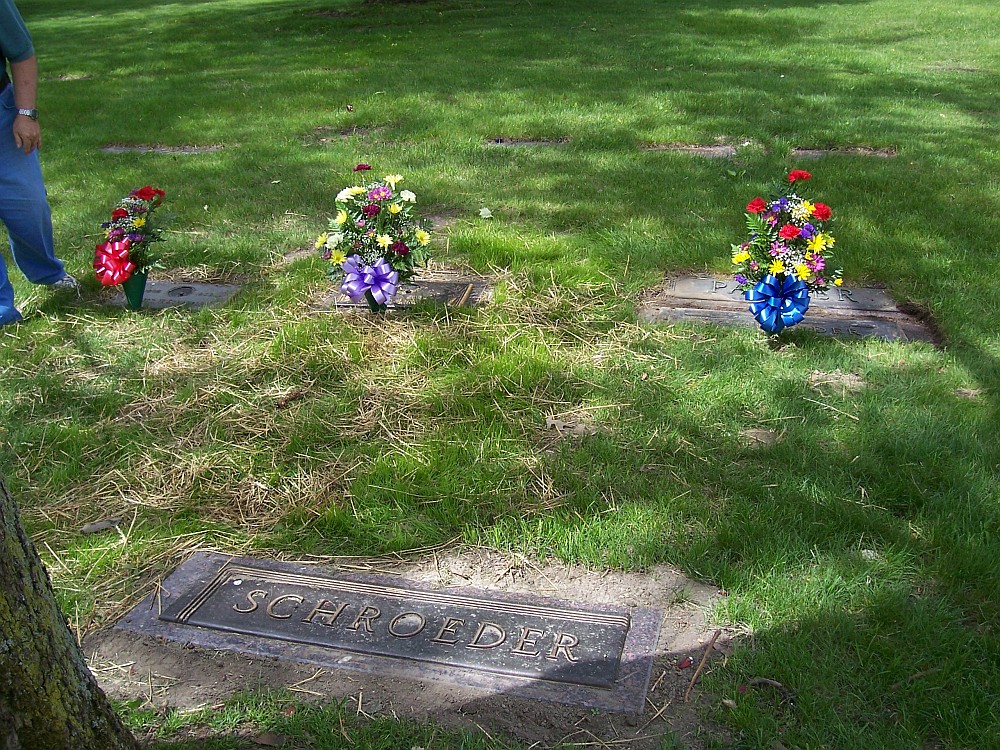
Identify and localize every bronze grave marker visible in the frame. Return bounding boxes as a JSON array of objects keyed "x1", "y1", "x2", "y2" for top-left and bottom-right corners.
[
  {"x1": 117, "y1": 552, "x2": 661, "y2": 712},
  {"x1": 639, "y1": 276, "x2": 936, "y2": 342}
]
